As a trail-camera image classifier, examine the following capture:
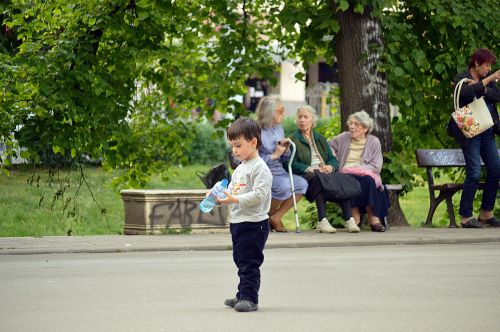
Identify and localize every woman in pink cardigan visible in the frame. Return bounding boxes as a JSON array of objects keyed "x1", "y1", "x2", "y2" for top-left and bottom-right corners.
[{"x1": 328, "y1": 111, "x2": 389, "y2": 232}]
